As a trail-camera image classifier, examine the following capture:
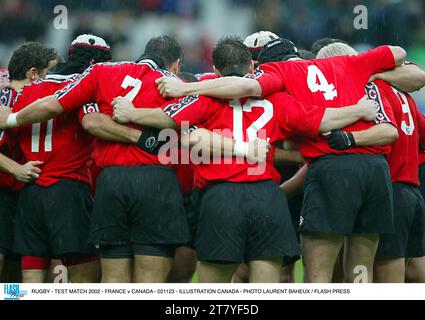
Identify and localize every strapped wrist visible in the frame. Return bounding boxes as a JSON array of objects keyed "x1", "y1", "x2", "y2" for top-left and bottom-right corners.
[
  {"x1": 234, "y1": 140, "x2": 249, "y2": 158},
  {"x1": 6, "y1": 113, "x2": 18, "y2": 127}
]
